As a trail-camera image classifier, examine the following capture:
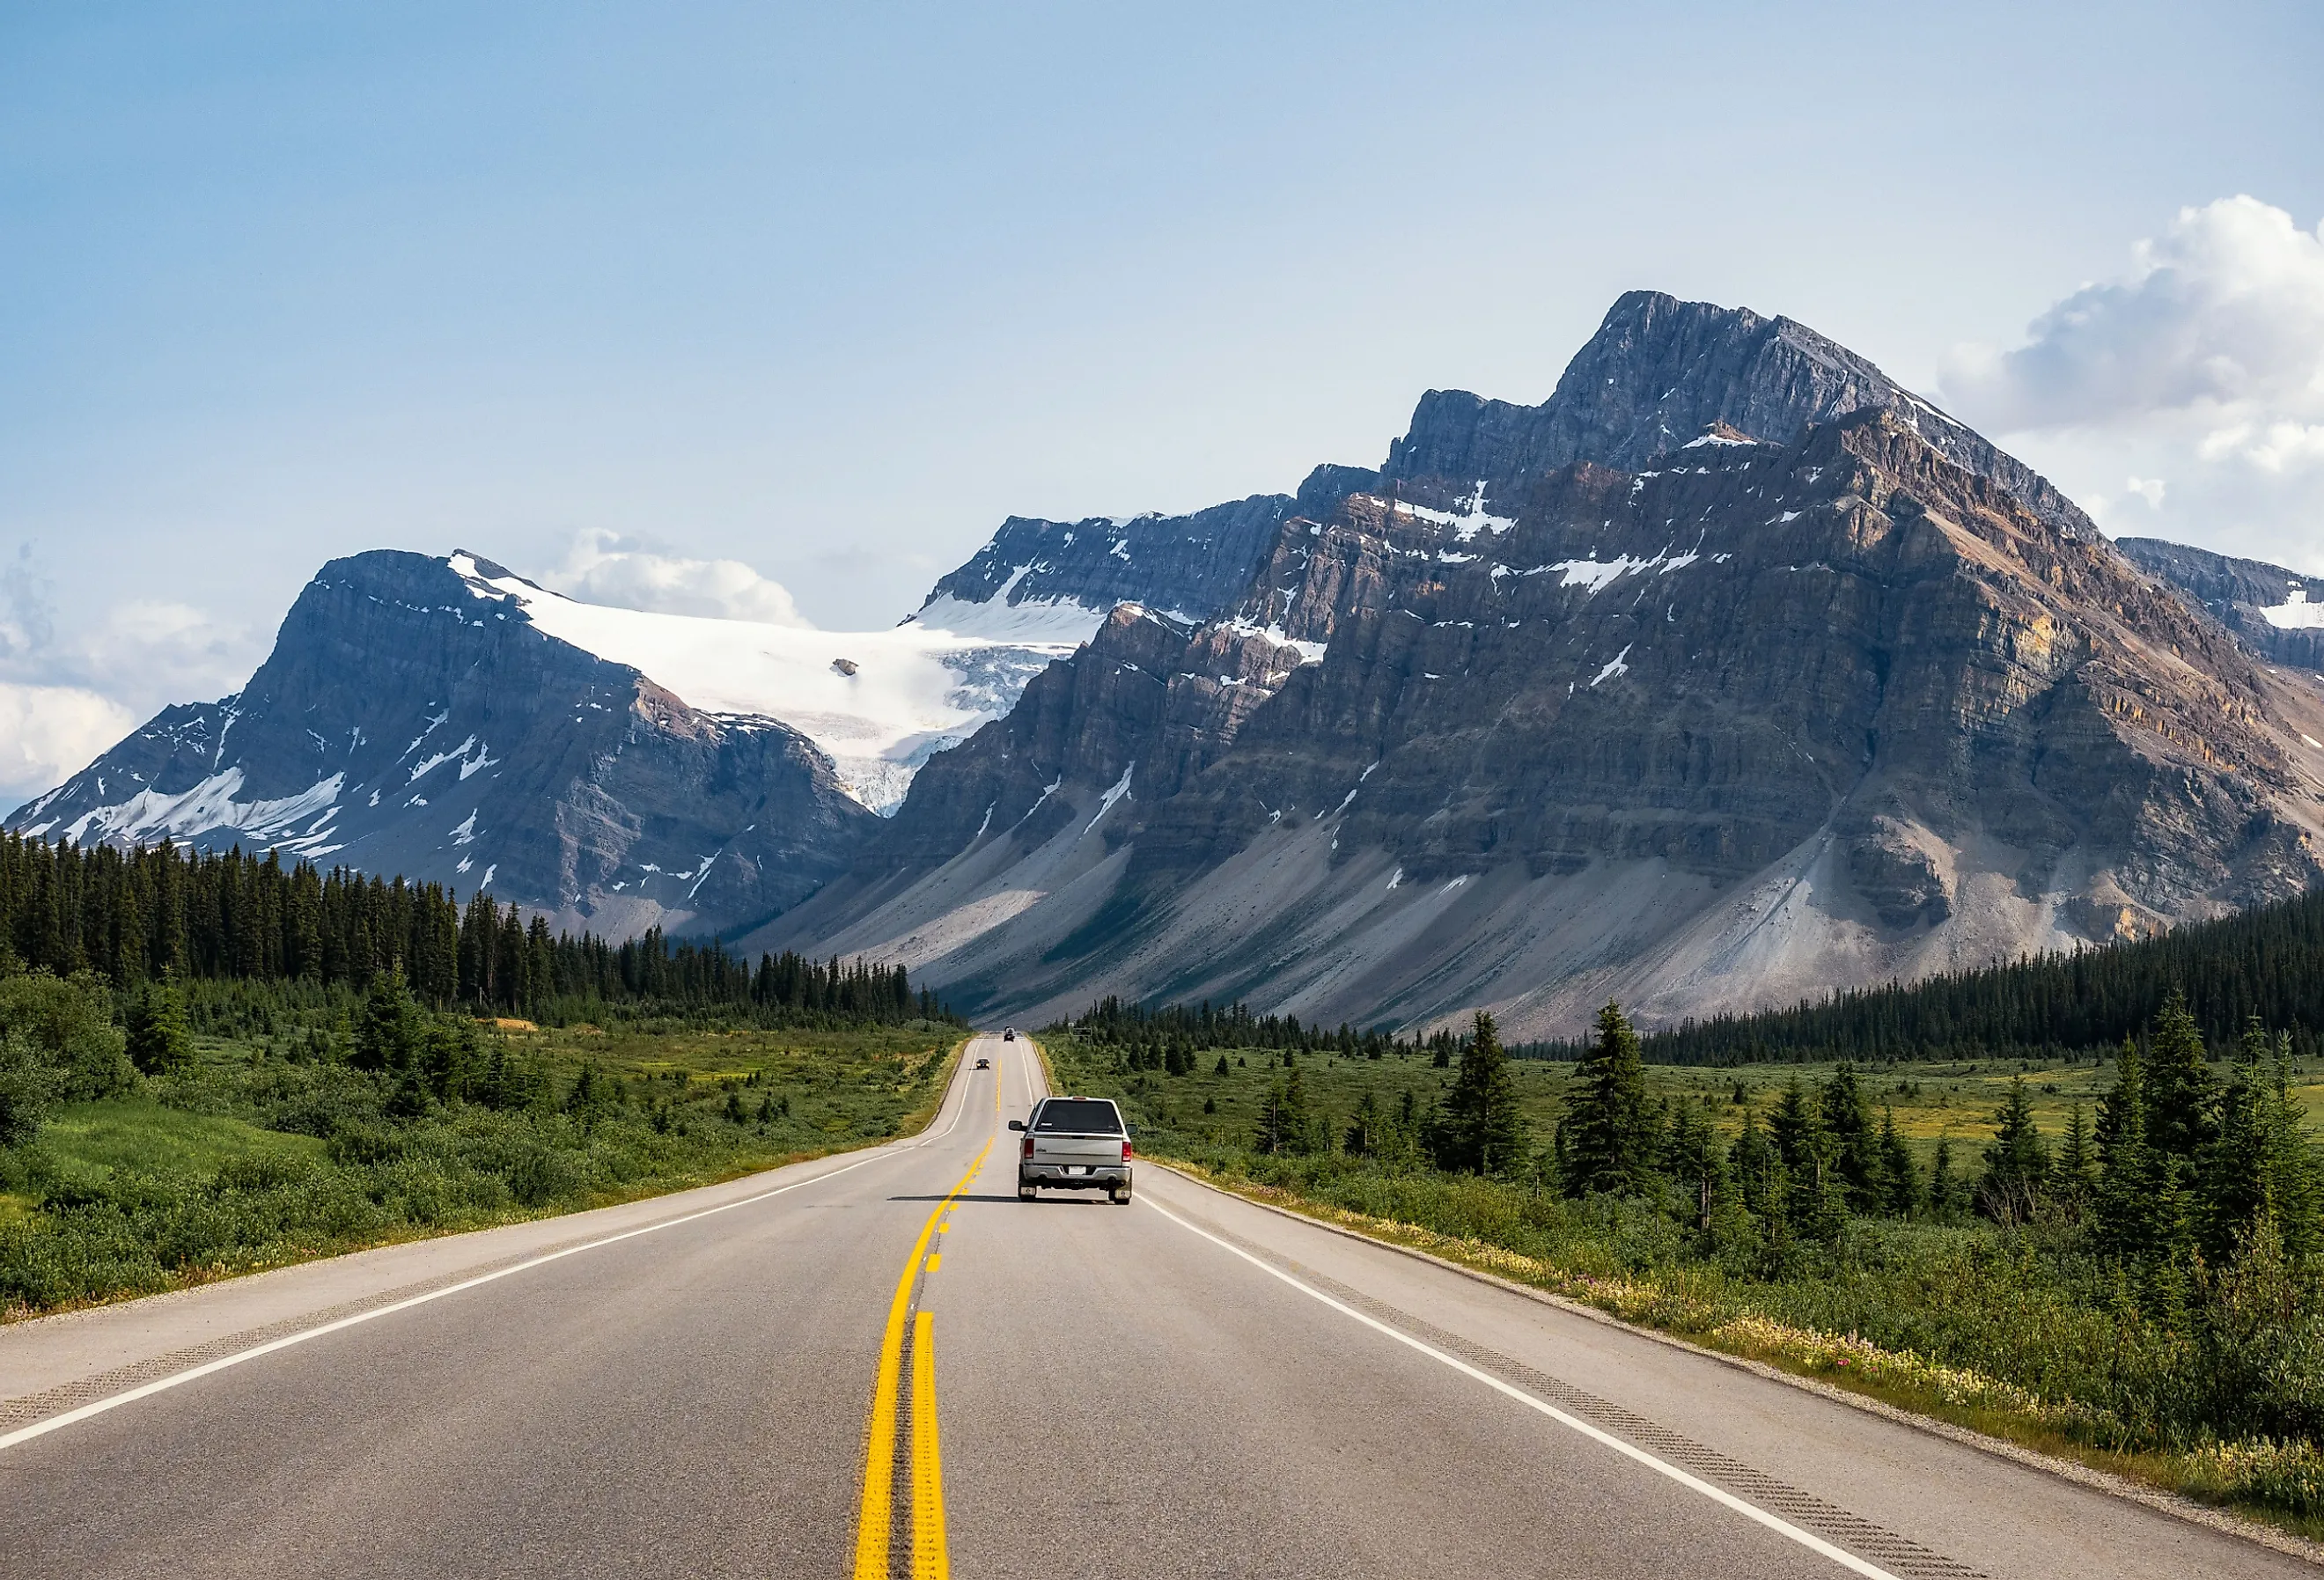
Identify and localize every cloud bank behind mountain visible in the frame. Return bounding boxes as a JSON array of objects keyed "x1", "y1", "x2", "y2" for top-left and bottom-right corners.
[{"x1": 1944, "y1": 195, "x2": 2324, "y2": 574}]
